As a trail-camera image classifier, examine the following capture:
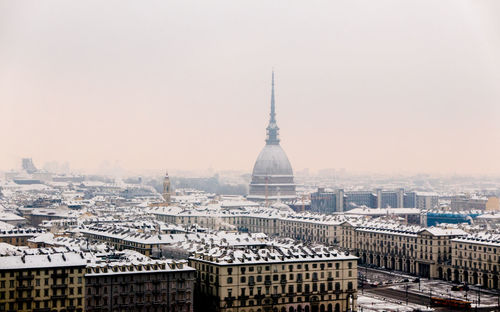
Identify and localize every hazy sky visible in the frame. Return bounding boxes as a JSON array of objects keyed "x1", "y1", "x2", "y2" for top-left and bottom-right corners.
[{"x1": 1, "y1": 0, "x2": 499, "y2": 175}]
